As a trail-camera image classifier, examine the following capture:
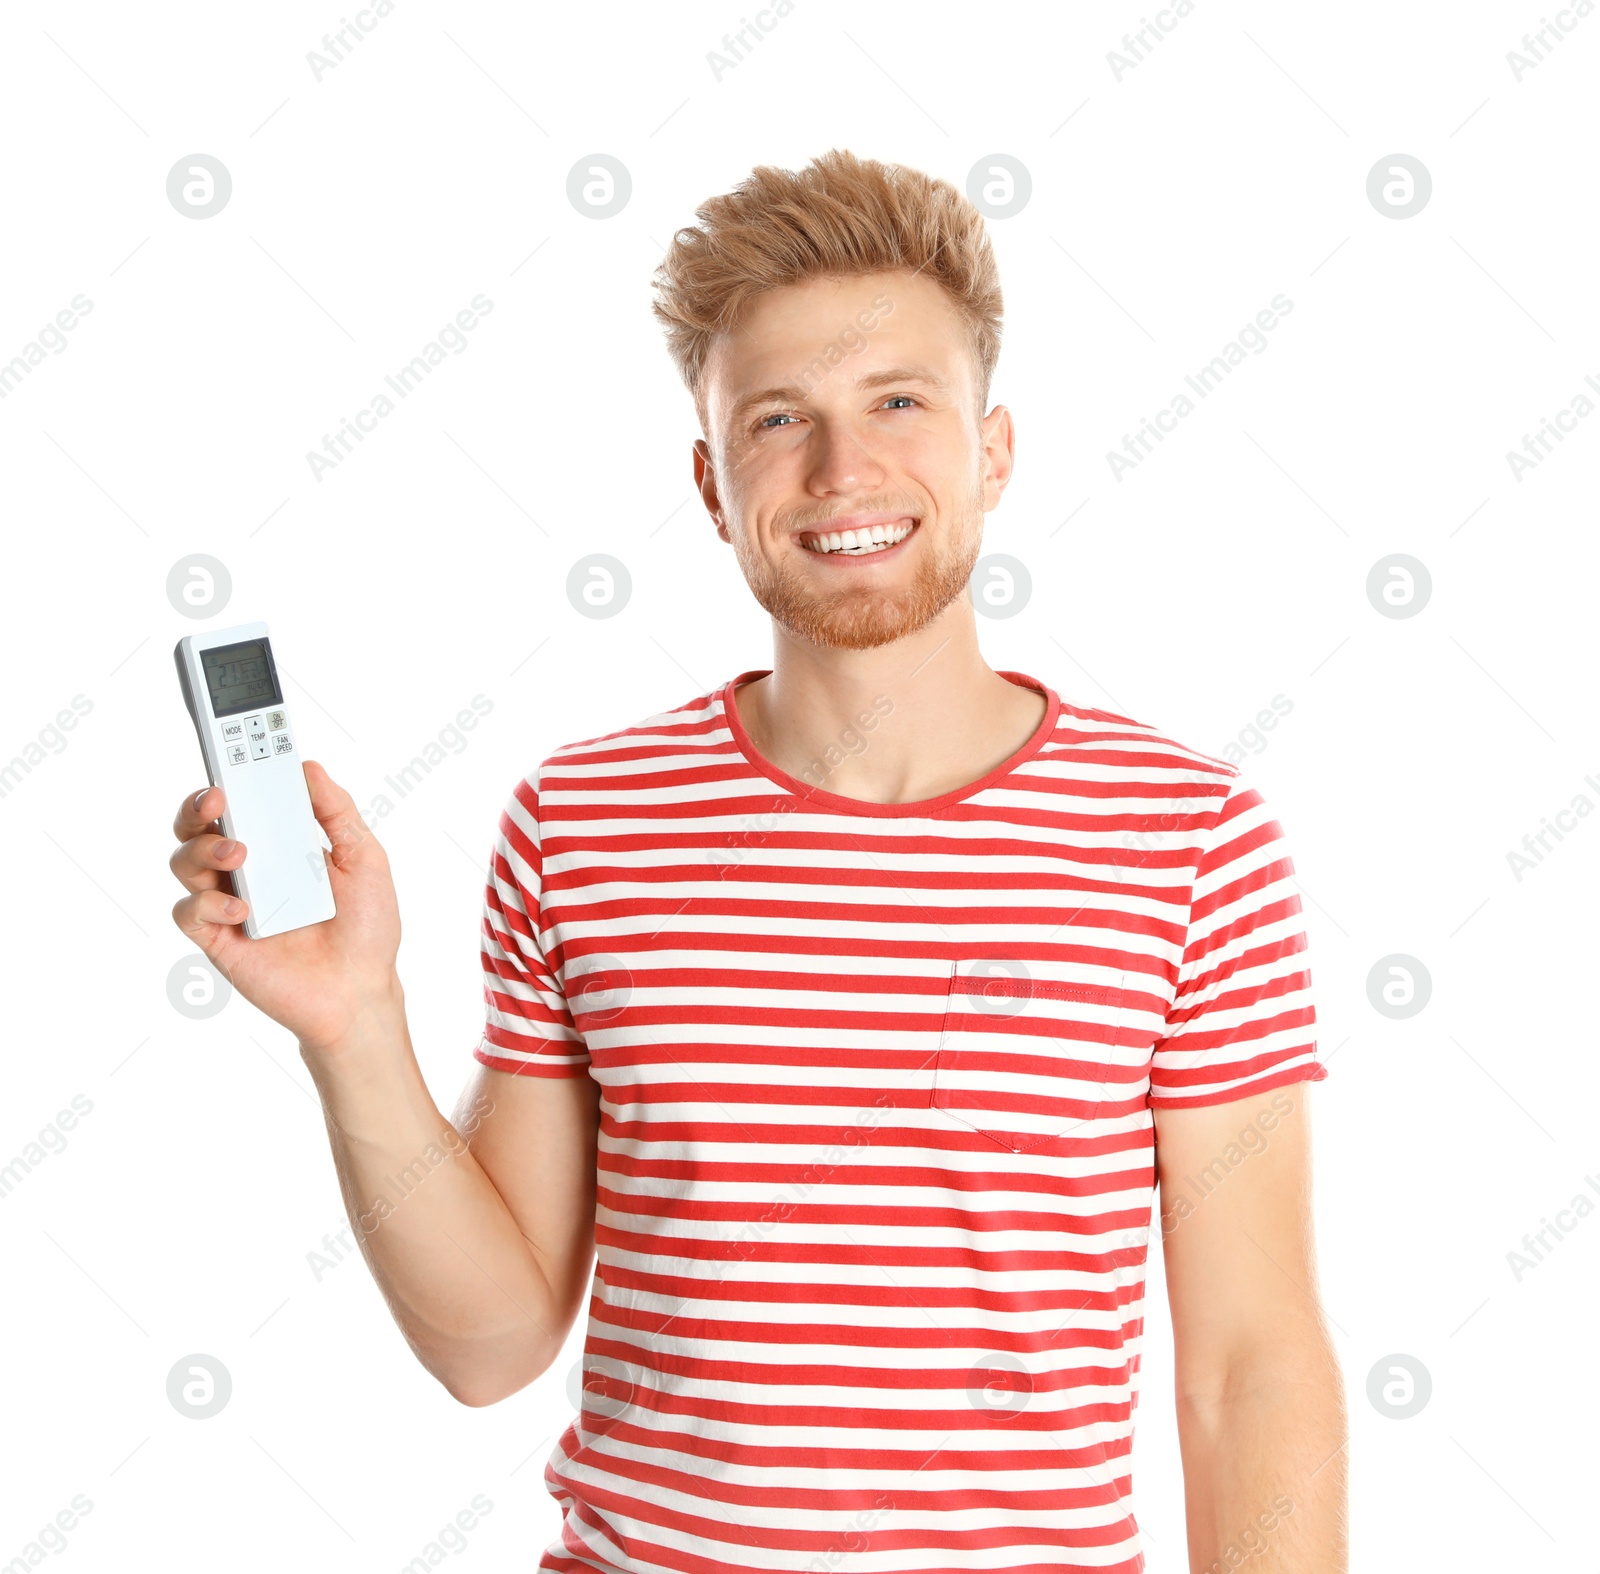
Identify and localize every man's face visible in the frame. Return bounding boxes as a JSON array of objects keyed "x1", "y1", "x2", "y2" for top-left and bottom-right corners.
[{"x1": 693, "y1": 269, "x2": 1013, "y2": 652}]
